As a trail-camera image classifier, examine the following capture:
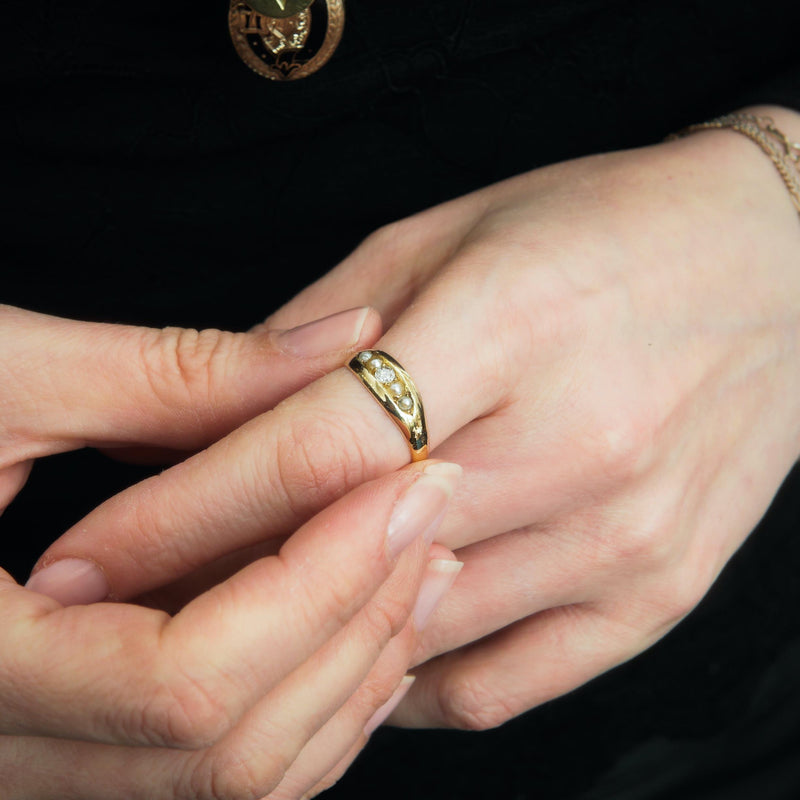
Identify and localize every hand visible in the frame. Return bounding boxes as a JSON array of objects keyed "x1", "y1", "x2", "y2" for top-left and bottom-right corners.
[
  {"x1": 5, "y1": 461, "x2": 459, "y2": 799},
  {"x1": 0, "y1": 305, "x2": 465, "y2": 799},
  {"x1": 30, "y1": 104, "x2": 800, "y2": 789}
]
